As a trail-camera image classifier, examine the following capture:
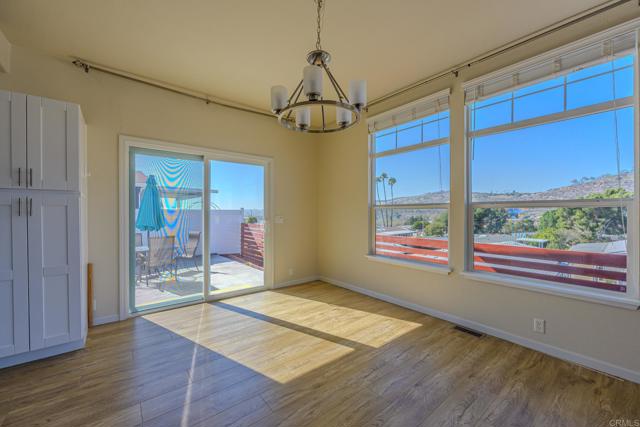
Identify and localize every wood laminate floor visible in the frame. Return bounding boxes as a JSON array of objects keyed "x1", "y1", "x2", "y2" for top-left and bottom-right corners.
[{"x1": 1, "y1": 281, "x2": 639, "y2": 426}]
